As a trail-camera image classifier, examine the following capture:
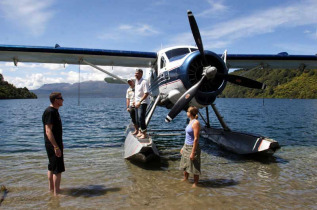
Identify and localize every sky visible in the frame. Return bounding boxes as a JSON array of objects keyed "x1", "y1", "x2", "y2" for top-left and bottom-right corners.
[{"x1": 0, "y1": 0, "x2": 316, "y2": 90}]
